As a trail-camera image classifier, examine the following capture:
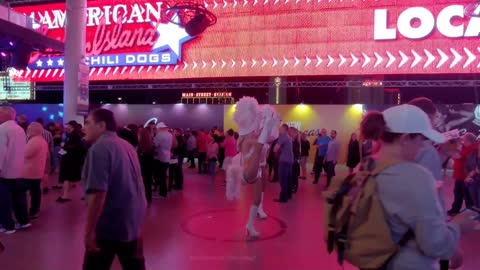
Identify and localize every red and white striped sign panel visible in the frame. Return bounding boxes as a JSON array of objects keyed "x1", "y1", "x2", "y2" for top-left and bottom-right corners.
[{"x1": 12, "y1": 0, "x2": 480, "y2": 82}]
